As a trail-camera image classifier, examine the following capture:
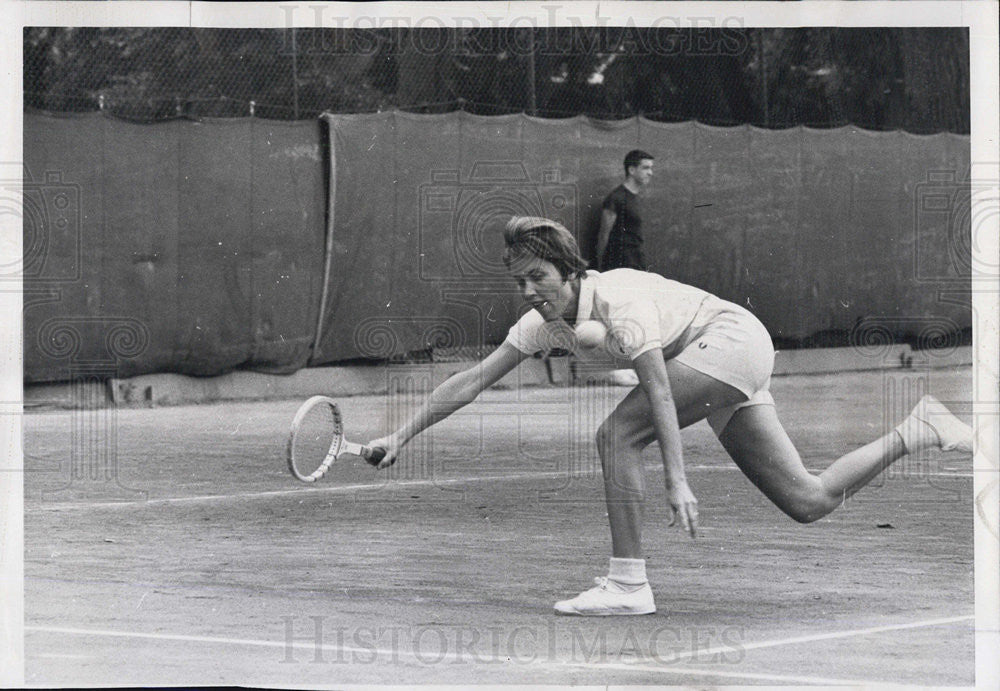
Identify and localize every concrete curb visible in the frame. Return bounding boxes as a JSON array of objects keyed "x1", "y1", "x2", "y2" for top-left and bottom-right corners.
[
  {"x1": 25, "y1": 345, "x2": 972, "y2": 409},
  {"x1": 772, "y1": 343, "x2": 971, "y2": 375},
  {"x1": 106, "y1": 355, "x2": 574, "y2": 408}
]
